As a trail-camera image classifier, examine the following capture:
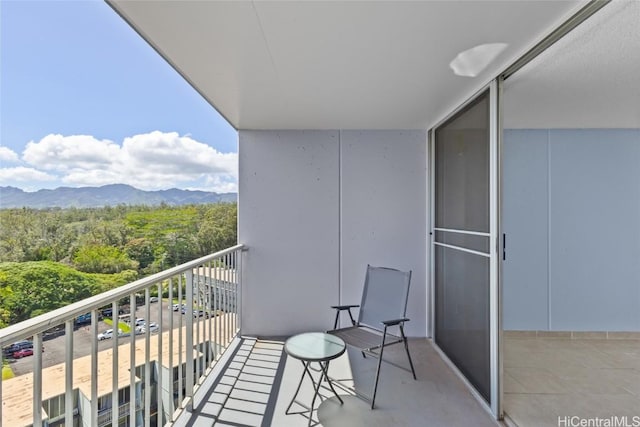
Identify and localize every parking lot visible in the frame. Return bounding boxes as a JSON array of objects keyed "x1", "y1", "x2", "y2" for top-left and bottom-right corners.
[{"x1": 7, "y1": 300, "x2": 203, "y2": 376}]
